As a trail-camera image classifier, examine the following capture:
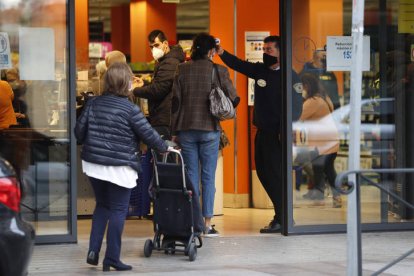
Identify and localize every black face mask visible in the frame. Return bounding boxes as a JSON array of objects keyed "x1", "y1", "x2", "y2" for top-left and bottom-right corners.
[{"x1": 263, "y1": 53, "x2": 278, "y2": 67}]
